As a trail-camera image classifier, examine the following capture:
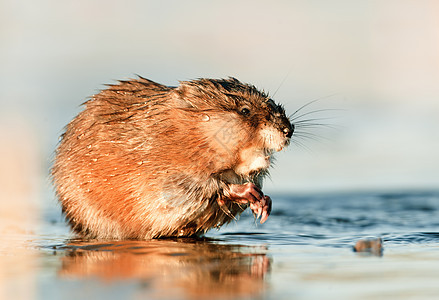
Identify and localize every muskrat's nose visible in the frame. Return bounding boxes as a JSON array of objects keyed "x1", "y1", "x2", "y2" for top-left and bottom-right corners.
[{"x1": 283, "y1": 123, "x2": 294, "y2": 138}]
